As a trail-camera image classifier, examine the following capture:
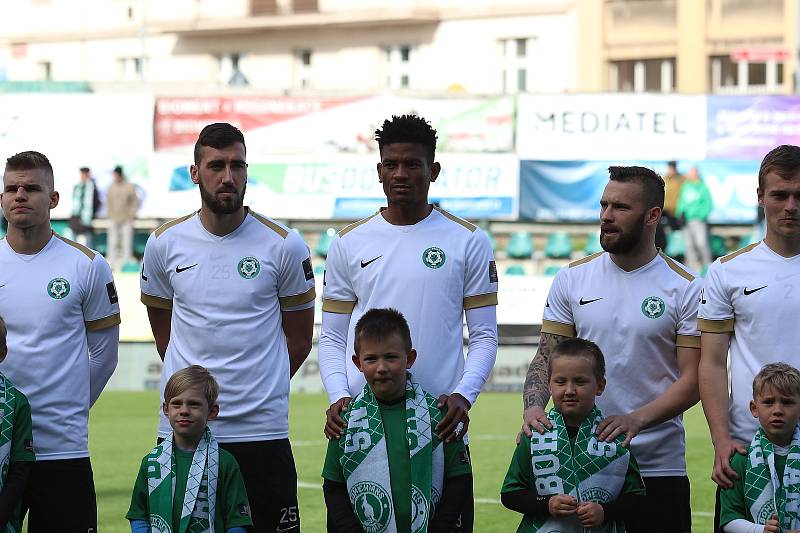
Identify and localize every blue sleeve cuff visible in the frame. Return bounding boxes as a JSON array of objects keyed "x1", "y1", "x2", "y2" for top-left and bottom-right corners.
[
  {"x1": 227, "y1": 528, "x2": 248, "y2": 533},
  {"x1": 130, "y1": 519, "x2": 150, "y2": 533}
]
